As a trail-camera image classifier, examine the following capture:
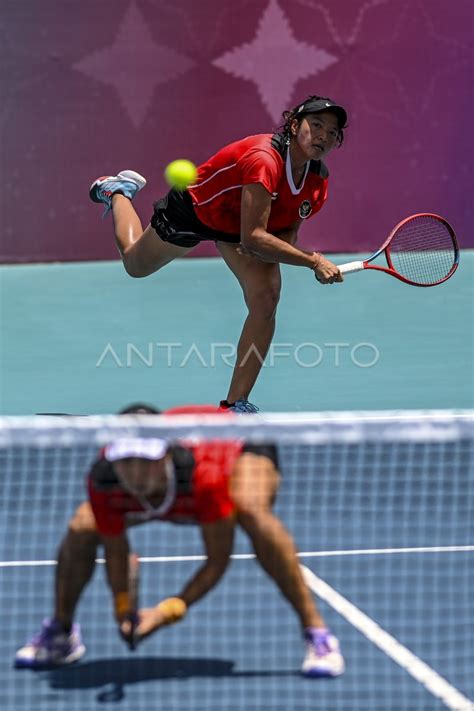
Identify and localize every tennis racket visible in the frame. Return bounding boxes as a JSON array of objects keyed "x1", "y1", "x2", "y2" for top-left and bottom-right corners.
[
  {"x1": 338, "y1": 213, "x2": 459, "y2": 286},
  {"x1": 127, "y1": 552, "x2": 140, "y2": 651}
]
